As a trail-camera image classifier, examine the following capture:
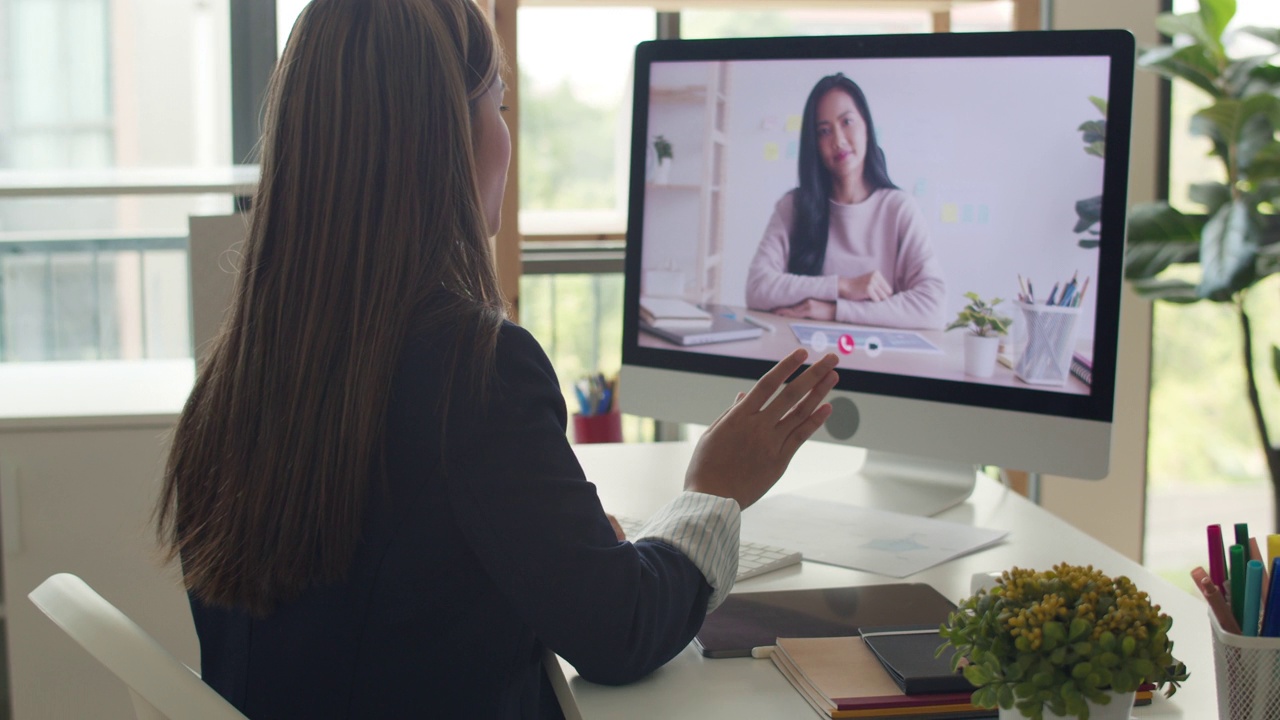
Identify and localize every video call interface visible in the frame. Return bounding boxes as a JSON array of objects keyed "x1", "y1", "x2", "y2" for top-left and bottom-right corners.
[{"x1": 633, "y1": 54, "x2": 1114, "y2": 397}]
